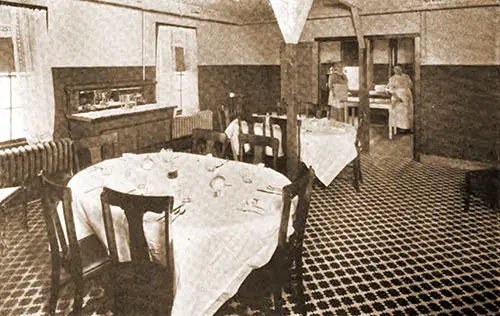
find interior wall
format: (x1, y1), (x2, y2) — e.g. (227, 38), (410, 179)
(418, 7), (499, 163)
(299, 5), (498, 163)
(301, 12), (420, 41)
(6, 0), (499, 162)
(49, 0), (143, 67)
(422, 6), (499, 65)
(41, 0), (282, 137)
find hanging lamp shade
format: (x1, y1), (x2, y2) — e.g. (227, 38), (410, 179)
(269, 0), (313, 44)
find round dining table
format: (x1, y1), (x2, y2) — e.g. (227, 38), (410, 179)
(59, 152), (293, 316)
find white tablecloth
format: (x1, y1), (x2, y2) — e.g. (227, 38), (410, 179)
(225, 117), (357, 186)
(60, 152), (293, 316)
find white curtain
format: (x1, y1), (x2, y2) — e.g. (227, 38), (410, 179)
(156, 25), (199, 115)
(11, 7), (54, 143)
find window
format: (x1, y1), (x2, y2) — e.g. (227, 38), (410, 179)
(0, 37), (23, 142)
(156, 25), (199, 116)
(0, 5), (53, 144)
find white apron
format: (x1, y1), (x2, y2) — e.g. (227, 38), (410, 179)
(391, 88), (413, 130)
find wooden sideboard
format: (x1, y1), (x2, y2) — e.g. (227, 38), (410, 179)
(67, 104), (176, 155)
(65, 80), (176, 162)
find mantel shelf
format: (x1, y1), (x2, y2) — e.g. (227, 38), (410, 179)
(65, 80), (156, 93)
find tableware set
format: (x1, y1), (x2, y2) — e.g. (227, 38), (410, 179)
(210, 174), (226, 197)
(156, 204), (187, 222)
(257, 184), (282, 195)
(237, 197), (265, 215)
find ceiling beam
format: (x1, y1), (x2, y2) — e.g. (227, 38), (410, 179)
(350, 6), (365, 49)
(337, 0), (358, 9)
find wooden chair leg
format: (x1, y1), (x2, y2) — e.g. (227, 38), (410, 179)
(358, 162), (363, 183)
(72, 274), (84, 315)
(294, 255), (306, 316)
(48, 257), (62, 315)
(357, 155), (363, 183)
(353, 159), (360, 192)
(271, 287), (283, 315)
(270, 255), (286, 314)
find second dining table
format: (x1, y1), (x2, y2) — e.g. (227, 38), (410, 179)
(59, 151), (295, 316)
(225, 116), (358, 186)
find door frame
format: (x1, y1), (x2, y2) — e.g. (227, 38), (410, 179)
(315, 34), (421, 160)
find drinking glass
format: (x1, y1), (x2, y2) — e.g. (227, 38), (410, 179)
(161, 148), (174, 163)
(242, 167), (253, 184)
(181, 186), (192, 204)
(205, 155), (216, 172)
(141, 155), (154, 171)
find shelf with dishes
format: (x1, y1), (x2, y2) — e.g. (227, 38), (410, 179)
(65, 80), (156, 114)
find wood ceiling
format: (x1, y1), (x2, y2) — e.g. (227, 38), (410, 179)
(94, 0), (355, 24)
(91, 0), (465, 25)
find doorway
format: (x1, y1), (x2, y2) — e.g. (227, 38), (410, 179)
(317, 35), (420, 159)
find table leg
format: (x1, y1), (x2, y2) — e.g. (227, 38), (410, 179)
(344, 105), (348, 124)
(388, 108), (393, 140)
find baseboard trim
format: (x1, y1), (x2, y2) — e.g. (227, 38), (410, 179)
(420, 154), (495, 171)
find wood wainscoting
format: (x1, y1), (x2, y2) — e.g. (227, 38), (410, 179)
(418, 65), (499, 164)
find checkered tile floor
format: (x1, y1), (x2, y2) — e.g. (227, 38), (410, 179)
(0, 154), (498, 315)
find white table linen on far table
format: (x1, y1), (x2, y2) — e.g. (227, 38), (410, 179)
(225, 117), (357, 186)
(59, 152), (293, 316)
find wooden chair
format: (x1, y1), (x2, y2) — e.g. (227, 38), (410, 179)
(237, 113), (268, 136)
(1, 138), (75, 255)
(74, 132), (120, 172)
(300, 102), (317, 118)
(238, 133), (279, 170)
(191, 128), (228, 158)
(269, 117), (302, 175)
(216, 105), (232, 132)
(39, 171), (110, 315)
(100, 187), (176, 316)
(271, 163), (315, 314)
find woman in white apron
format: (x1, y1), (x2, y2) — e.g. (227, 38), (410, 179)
(387, 65), (413, 132)
(327, 63), (349, 122)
